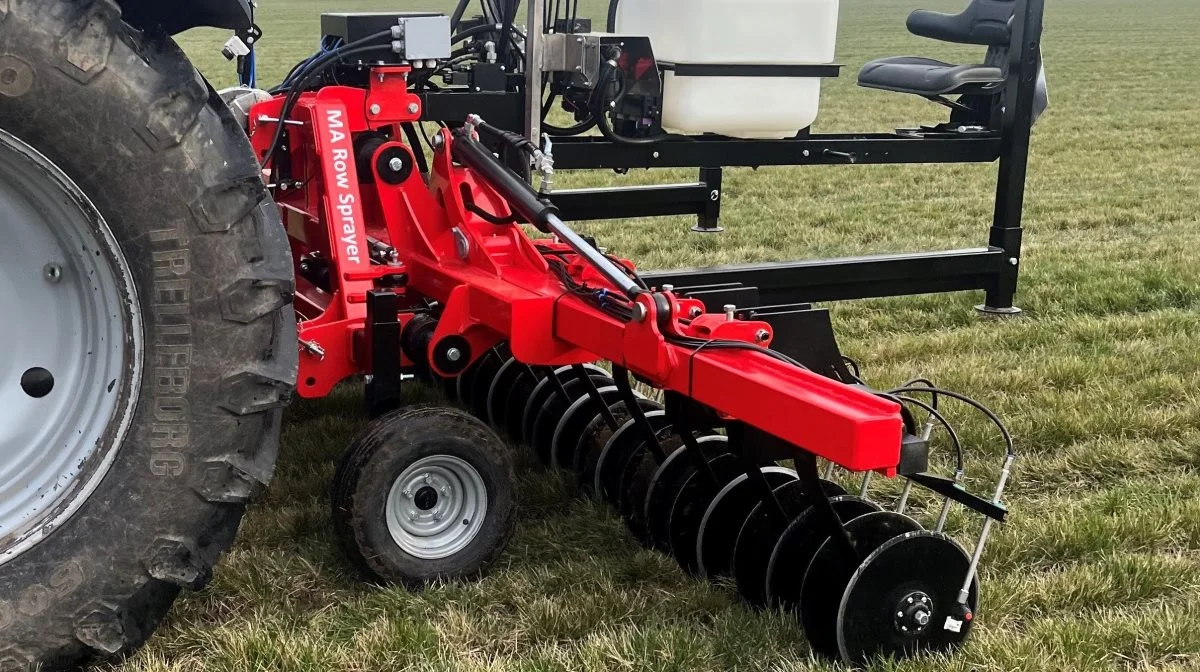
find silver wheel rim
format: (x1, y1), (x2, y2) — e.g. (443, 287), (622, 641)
(385, 455), (488, 560)
(0, 129), (141, 565)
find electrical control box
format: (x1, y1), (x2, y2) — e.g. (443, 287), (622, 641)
(320, 12), (452, 63)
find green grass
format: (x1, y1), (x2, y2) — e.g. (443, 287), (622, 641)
(114, 1), (1200, 670)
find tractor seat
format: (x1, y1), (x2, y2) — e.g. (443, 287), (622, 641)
(858, 56), (1004, 97)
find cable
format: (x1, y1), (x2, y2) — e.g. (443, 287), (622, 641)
(893, 395), (965, 474)
(262, 36), (393, 168)
(886, 386), (1016, 458)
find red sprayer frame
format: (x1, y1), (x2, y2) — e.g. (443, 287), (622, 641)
(249, 66), (905, 474)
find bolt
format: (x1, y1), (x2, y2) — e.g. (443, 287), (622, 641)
(897, 611), (905, 618)
(423, 473), (432, 484)
(1009, 257), (1020, 266)
(446, 347), (463, 362)
(403, 489), (413, 499)
(440, 486), (449, 495)
(369, 103), (382, 115)
(652, 151), (661, 159)
(724, 304), (736, 321)
(907, 597), (914, 604)
(407, 102), (420, 114)
(433, 511), (443, 521)
(43, 263), (62, 283)
(408, 510), (418, 521)
(802, 149), (811, 157)
(689, 306), (703, 318)
(662, 284), (674, 293)
(755, 329), (770, 342)
(389, 157), (405, 172)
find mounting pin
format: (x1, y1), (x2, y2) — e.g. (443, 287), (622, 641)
(446, 348), (463, 363)
(724, 304), (736, 321)
(407, 102), (420, 115)
(755, 329), (770, 342)
(389, 157), (405, 172)
(369, 103), (382, 115)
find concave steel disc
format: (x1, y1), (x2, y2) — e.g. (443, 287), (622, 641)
(732, 478), (847, 607)
(468, 345), (510, 420)
(667, 453), (743, 575)
(521, 364), (608, 451)
(837, 532), (979, 664)
(695, 466), (798, 580)
(617, 431), (682, 546)
(486, 357), (526, 430)
(644, 436), (733, 552)
(455, 347), (495, 408)
(594, 410), (670, 505)
(501, 365), (543, 440)
(764, 496), (881, 610)
(551, 386), (624, 471)
(574, 399), (662, 494)
(531, 375), (614, 464)
(798, 511), (925, 658)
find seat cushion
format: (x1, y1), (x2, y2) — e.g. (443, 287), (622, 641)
(857, 56), (1004, 97)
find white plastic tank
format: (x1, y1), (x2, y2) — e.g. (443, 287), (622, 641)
(615, 0), (840, 139)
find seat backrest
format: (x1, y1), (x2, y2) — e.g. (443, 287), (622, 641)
(906, 0), (1016, 47)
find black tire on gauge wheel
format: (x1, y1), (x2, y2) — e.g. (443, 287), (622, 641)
(332, 405), (516, 587)
(0, 2), (297, 669)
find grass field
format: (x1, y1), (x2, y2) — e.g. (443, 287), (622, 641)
(114, 1), (1200, 670)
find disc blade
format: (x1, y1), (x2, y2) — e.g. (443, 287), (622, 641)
(667, 454), (743, 575)
(486, 357), (525, 430)
(838, 532), (979, 664)
(731, 479), (813, 607)
(575, 399), (662, 495)
(696, 467), (797, 579)
(468, 345), (509, 420)
(617, 430), (681, 545)
(644, 436), (731, 552)
(520, 365), (606, 450)
(531, 375), (614, 465)
(595, 411), (669, 505)
(765, 496), (880, 610)
(799, 511), (925, 659)
(551, 386), (623, 471)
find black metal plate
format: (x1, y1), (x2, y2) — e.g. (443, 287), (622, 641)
(838, 532), (979, 664)
(551, 386), (623, 471)
(799, 512), (925, 659)
(764, 496), (881, 610)
(667, 454), (743, 575)
(644, 435), (731, 552)
(732, 478), (847, 607)
(696, 467), (797, 579)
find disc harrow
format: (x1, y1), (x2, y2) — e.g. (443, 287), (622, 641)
(249, 74), (1016, 662)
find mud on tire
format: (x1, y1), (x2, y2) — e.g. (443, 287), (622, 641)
(0, 1), (296, 669)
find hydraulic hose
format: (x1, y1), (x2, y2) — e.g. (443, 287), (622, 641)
(450, 129), (641, 298)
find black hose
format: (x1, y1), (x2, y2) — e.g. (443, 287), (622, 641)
(450, 0), (472, 30)
(401, 123), (431, 176)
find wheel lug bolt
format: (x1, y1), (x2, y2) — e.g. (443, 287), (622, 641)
(408, 510), (418, 521)
(403, 489), (413, 498)
(907, 597), (914, 604)
(423, 473), (431, 483)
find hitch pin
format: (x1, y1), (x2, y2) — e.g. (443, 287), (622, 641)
(300, 339), (326, 360)
(958, 453), (1015, 605)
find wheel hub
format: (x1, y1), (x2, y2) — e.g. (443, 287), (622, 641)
(385, 456), (488, 560)
(894, 591), (934, 635)
(0, 128), (141, 566)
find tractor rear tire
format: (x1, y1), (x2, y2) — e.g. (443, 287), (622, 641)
(0, 2), (296, 670)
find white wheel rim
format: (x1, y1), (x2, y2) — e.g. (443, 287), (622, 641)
(385, 455), (488, 560)
(0, 128), (142, 565)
